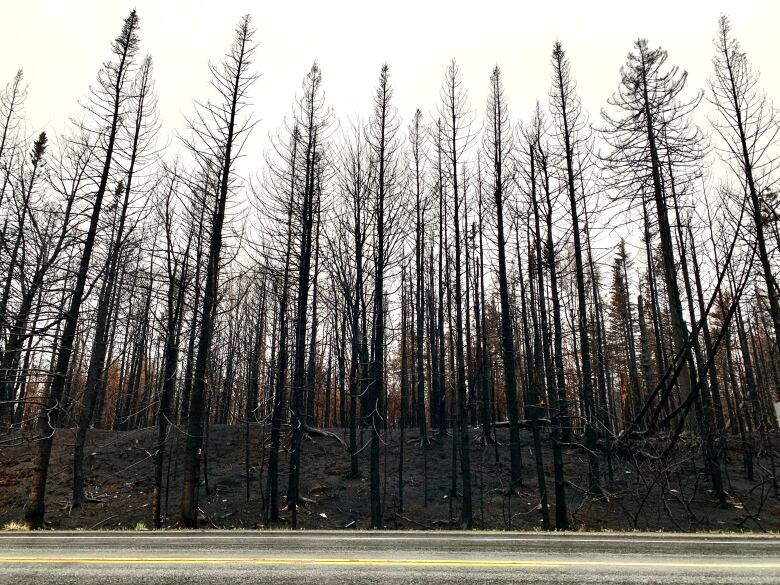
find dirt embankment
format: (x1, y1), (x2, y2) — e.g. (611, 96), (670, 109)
(1, 424), (777, 532)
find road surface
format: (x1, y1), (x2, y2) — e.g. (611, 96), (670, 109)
(0, 530), (778, 584)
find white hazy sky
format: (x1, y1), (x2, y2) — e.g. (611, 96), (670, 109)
(1, 0), (779, 167)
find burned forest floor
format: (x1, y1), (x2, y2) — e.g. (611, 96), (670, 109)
(1, 424), (778, 532)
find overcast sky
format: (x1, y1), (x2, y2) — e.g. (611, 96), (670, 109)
(2, 0), (779, 171)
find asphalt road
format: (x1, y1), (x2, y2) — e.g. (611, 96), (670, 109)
(0, 530), (778, 584)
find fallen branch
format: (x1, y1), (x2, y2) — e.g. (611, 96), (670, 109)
(302, 425), (346, 447)
(89, 514), (118, 530)
(394, 513), (433, 530)
(493, 419), (551, 429)
(197, 507), (219, 529)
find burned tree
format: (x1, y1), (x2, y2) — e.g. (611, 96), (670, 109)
(366, 64), (400, 528)
(550, 42), (601, 494)
(25, 10), (141, 529)
(179, 15), (258, 528)
(484, 66), (523, 492)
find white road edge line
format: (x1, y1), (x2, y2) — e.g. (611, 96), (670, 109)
(0, 535), (775, 545)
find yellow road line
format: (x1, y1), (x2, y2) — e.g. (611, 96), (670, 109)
(0, 557), (778, 569)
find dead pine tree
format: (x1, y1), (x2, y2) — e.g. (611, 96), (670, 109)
(710, 15), (780, 406)
(600, 38), (726, 506)
(410, 109), (429, 448)
(72, 53), (159, 508)
(262, 123), (299, 525)
(439, 60), (474, 528)
(24, 11), (141, 529)
(335, 121), (372, 480)
(532, 115), (570, 529)
(366, 64), (400, 528)
(0, 69), (27, 251)
(151, 167), (192, 528)
(433, 119), (447, 436)
(286, 62), (330, 528)
(521, 108), (552, 530)
(549, 42), (602, 495)
(0, 131), (68, 427)
(398, 262), (409, 512)
(484, 66), (523, 493)
(179, 15), (258, 528)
